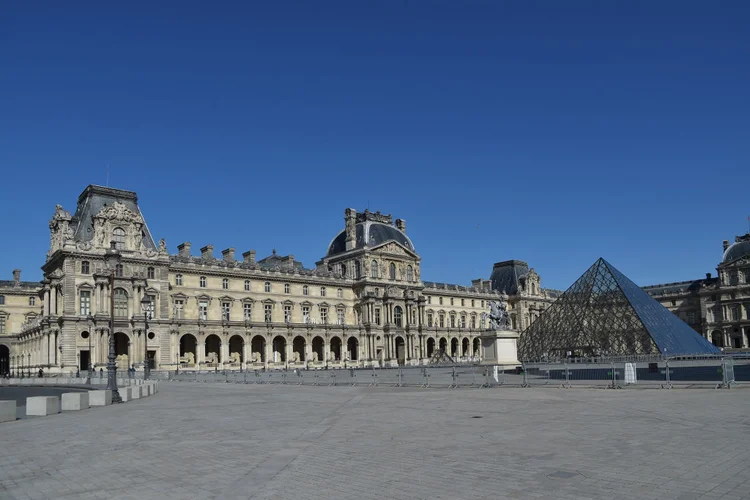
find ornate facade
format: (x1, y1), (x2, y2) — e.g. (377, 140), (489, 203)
(0, 185), (556, 374)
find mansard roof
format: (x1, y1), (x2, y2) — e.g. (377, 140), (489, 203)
(70, 185), (156, 250)
(489, 260), (529, 295)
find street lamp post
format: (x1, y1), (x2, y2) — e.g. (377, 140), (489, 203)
(104, 241), (122, 403)
(86, 316), (93, 384)
(27, 353), (31, 378)
(140, 295), (152, 381)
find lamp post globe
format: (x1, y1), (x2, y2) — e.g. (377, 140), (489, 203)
(140, 295), (152, 380)
(105, 241), (122, 403)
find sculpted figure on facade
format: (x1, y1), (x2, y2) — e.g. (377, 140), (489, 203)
(485, 299), (511, 330)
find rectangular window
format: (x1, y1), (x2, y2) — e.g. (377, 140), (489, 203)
(337, 309), (345, 325)
(374, 308), (381, 326)
(461, 316), (466, 328)
(337, 288), (343, 298)
(199, 301), (208, 321)
(146, 294), (155, 319)
(81, 261), (90, 274)
(174, 300), (184, 319)
(244, 280), (250, 291)
(471, 316), (476, 329)
(320, 307), (328, 324)
(222, 278), (229, 290)
(29, 296), (36, 306)
(175, 274), (183, 286)
(450, 298), (454, 306)
(439, 315), (445, 328)
(320, 287), (326, 297)
(243, 303), (252, 320)
(222, 302), (231, 321)
(481, 300), (485, 308)
(284, 305), (292, 323)
(732, 306), (740, 321)
(450, 315), (456, 328)
(147, 267), (155, 279)
(471, 299), (475, 307)
(439, 297), (443, 305)
(427, 313), (433, 327)
(302, 306), (310, 323)
(0, 316), (5, 334)
(427, 296), (431, 304)
(264, 304), (272, 322)
(80, 291), (91, 316)
(461, 299), (465, 306)
(284, 284), (290, 294)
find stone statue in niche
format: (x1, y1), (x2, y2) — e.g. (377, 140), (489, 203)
(229, 352), (241, 364)
(158, 238), (167, 253)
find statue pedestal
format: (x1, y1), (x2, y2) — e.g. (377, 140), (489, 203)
(480, 330), (520, 366)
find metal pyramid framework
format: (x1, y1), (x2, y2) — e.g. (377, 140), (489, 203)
(518, 258), (720, 361)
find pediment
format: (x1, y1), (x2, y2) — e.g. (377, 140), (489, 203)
(172, 292), (189, 300)
(370, 241), (418, 259)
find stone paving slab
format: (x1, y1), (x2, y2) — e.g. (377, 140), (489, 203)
(1, 384), (749, 499)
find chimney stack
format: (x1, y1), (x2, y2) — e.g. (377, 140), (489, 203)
(706, 272), (712, 280)
(723, 240), (730, 251)
(345, 208), (357, 251)
(177, 242), (192, 257)
(12, 269), (21, 286)
(395, 218), (406, 233)
(200, 245), (214, 260)
(222, 247), (236, 262)
(242, 249), (256, 264)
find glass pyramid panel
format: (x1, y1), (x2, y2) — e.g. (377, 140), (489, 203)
(518, 258), (719, 360)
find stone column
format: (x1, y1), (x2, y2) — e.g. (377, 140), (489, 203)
(265, 335), (272, 367)
(43, 287), (50, 316)
(242, 337), (249, 368)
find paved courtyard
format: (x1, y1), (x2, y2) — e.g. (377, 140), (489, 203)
(1, 384), (749, 500)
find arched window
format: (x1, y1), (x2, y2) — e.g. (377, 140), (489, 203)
(199, 276), (206, 288)
(115, 264), (123, 277)
(284, 283), (290, 294)
(320, 287), (326, 297)
(341, 263), (347, 278)
(355, 261), (361, 279)
(303, 285), (309, 296)
(112, 227), (126, 250)
(175, 274), (183, 286)
(394, 306), (403, 327)
(113, 289), (128, 317)
(222, 278), (229, 289)
(407, 265), (413, 281)
(371, 260), (379, 278)
(389, 263), (396, 280)
(244, 280), (250, 291)
(337, 288), (343, 298)
(264, 282), (271, 293)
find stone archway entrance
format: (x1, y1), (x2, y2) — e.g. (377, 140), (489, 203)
(272, 336), (286, 363)
(450, 338), (459, 357)
(473, 337), (481, 358)
(205, 334), (221, 365)
(114, 332), (130, 369)
(228, 335), (243, 365)
(711, 330), (724, 347)
(347, 337), (358, 361)
(462, 338), (470, 357)
(330, 337), (342, 362)
(426, 338), (435, 358)
(180, 334), (197, 366)
(292, 336), (306, 362)
(312, 336), (324, 363)
(250, 336), (266, 363)
(395, 336), (405, 365)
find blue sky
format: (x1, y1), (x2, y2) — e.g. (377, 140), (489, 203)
(1, 1), (748, 290)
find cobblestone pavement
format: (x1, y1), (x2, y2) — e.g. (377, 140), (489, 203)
(1, 384), (749, 500)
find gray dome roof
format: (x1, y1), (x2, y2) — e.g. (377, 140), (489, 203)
(327, 221), (414, 257)
(723, 240), (750, 263)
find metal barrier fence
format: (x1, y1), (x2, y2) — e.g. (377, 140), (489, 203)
(142, 356), (748, 389)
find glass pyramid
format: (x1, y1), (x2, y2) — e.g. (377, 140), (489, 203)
(518, 258), (720, 360)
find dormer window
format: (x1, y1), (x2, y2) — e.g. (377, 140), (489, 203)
(389, 263), (396, 280)
(112, 227), (126, 250)
(371, 260), (379, 278)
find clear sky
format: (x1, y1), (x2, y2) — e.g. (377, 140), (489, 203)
(1, 1), (748, 290)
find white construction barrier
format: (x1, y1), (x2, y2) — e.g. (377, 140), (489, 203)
(61, 392), (90, 411)
(89, 390), (112, 406)
(131, 386), (141, 399)
(0, 401), (16, 422)
(119, 387), (132, 402)
(26, 396), (59, 416)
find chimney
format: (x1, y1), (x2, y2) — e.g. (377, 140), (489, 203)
(177, 242), (192, 257)
(200, 245), (214, 260)
(705, 272), (712, 280)
(222, 247), (236, 262)
(345, 208), (357, 251)
(395, 219), (406, 233)
(13, 269), (21, 286)
(723, 240), (730, 251)
(242, 249), (256, 264)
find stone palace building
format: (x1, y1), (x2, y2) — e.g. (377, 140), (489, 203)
(0, 185), (558, 374)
